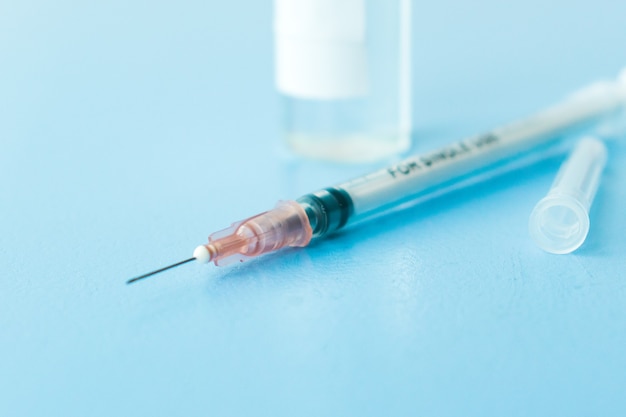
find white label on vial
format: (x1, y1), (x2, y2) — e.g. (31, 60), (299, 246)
(274, 0), (369, 99)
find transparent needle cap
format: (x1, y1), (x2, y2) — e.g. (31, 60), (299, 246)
(529, 137), (608, 254)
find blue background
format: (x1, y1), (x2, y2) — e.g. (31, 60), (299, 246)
(1, 1), (625, 416)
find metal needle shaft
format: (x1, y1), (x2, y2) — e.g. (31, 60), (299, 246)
(127, 257), (196, 285)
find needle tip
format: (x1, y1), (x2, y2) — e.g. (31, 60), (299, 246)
(127, 257), (196, 285)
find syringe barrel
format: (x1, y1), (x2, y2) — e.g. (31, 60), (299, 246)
(337, 75), (625, 223)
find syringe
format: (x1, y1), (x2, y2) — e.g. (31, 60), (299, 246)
(127, 70), (626, 284)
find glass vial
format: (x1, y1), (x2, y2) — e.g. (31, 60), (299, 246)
(274, 0), (412, 163)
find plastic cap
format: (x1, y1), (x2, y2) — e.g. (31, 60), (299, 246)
(274, 0), (368, 98)
(529, 137), (608, 254)
(193, 245), (211, 263)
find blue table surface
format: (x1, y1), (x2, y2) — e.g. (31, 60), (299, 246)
(2, 1), (626, 416)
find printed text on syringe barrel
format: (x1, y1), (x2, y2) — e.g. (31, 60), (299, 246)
(340, 132), (510, 218)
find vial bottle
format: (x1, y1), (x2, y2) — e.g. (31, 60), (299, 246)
(274, 0), (412, 163)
